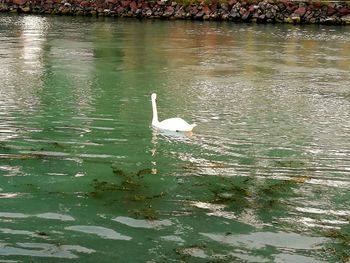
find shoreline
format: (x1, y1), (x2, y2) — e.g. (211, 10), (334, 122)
(1, 0), (350, 25)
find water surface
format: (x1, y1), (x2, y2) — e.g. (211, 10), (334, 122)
(1, 14), (350, 262)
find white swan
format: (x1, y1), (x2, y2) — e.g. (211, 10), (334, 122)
(151, 93), (196, 132)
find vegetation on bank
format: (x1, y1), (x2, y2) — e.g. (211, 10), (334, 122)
(0, 0), (350, 24)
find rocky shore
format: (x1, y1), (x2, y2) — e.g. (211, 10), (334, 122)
(1, 0), (350, 24)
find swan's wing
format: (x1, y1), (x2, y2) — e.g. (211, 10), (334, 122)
(158, 118), (195, 132)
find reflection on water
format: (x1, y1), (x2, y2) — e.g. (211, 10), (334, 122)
(0, 14), (350, 262)
(0, 242), (95, 259)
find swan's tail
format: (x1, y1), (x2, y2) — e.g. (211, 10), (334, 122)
(189, 123), (197, 131)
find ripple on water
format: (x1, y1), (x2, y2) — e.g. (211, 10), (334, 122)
(112, 216), (172, 229)
(65, 225), (132, 241)
(0, 243), (95, 259)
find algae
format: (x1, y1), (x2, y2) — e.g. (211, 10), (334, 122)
(87, 166), (156, 199)
(128, 192), (165, 202)
(130, 207), (159, 220)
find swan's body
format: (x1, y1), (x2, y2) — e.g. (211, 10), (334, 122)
(151, 93), (196, 132)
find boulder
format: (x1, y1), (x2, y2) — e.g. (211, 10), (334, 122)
(294, 6), (306, 16)
(195, 10), (204, 18)
(164, 5), (174, 16)
(339, 6), (349, 15)
(202, 4), (210, 15)
(116, 6), (124, 14)
(341, 14), (350, 24)
(189, 6), (198, 16)
(129, 1), (137, 11)
(21, 6), (30, 12)
(241, 10), (250, 20)
(121, 0), (129, 8)
(13, 0), (26, 5)
(143, 8), (152, 16)
(228, 0), (237, 6)
(327, 6), (336, 16)
(220, 2), (229, 11)
(80, 1), (90, 7)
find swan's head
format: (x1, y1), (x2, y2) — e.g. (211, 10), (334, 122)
(151, 93), (157, 101)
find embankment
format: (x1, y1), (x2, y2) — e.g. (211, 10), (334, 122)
(1, 0), (350, 24)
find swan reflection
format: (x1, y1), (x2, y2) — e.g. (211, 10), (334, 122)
(150, 129), (194, 174)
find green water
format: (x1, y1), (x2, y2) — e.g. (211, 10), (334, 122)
(1, 14), (350, 262)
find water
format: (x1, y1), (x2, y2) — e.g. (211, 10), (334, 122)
(1, 14), (350, 262)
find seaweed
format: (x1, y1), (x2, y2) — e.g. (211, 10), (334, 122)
(86, 179), (119, 198)
(323, 229), (350, 244)
(136, 168), (154, 177)
(130, 207), (159, 220)
(209, 177), (252, 204)
(91, 179), (118, 191)
(112, 166), (128, 177)
(259, 179), (298, 196)
(128, 192), (165, 202)
(87, 166), (155, 199)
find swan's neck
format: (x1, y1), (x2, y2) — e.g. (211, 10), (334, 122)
(151, 99), (159, 126)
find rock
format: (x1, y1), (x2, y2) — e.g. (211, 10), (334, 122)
(341, 14), (350, 24)
(157, 0), (166, 6)
(258, 14), (266, 21)
(146, 9), (152, 16)
(230, 10), (239, 18)
(327, 6), (336, 16)
(241, 10), (250, 20)
(277, 2), (286, 11)
(61, 7), (70, 14)
(291, 15), (301, 23)
(266, 10), (273, 19)
(135, 8), (142, 17)
(129, 1), (137, 11)
(221, 12), (230, 20)
(121, 0), (130, 8)
(189, 6), (198, 16)
(202, 5), (210, 15)
(210, 12), (218, 19)
(294, 6), (306, 16)
(116, 6), (124, 14)
(239, 7), (246, 16)
(164, 5), (174, 16)
(339, 6), (349, 15)
(232, 2), (240, 11)
(220, 2), (229, 11)
(80, 1), (90, 7)
(228, 0), (237, 6)
(174, 6), (185, 18)
(195, 11), (204, 18)
(325, 16), (336, 24)
(248, 5), (256, 12)
(284, 17), (293, 23)
(309, 17), (317, 23)
(13, 0), (26, 5)
(209, 3), (217, 12)
(21, 6), (30, 12)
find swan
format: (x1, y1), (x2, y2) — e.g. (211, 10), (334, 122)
(151, 93), (196, 132)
